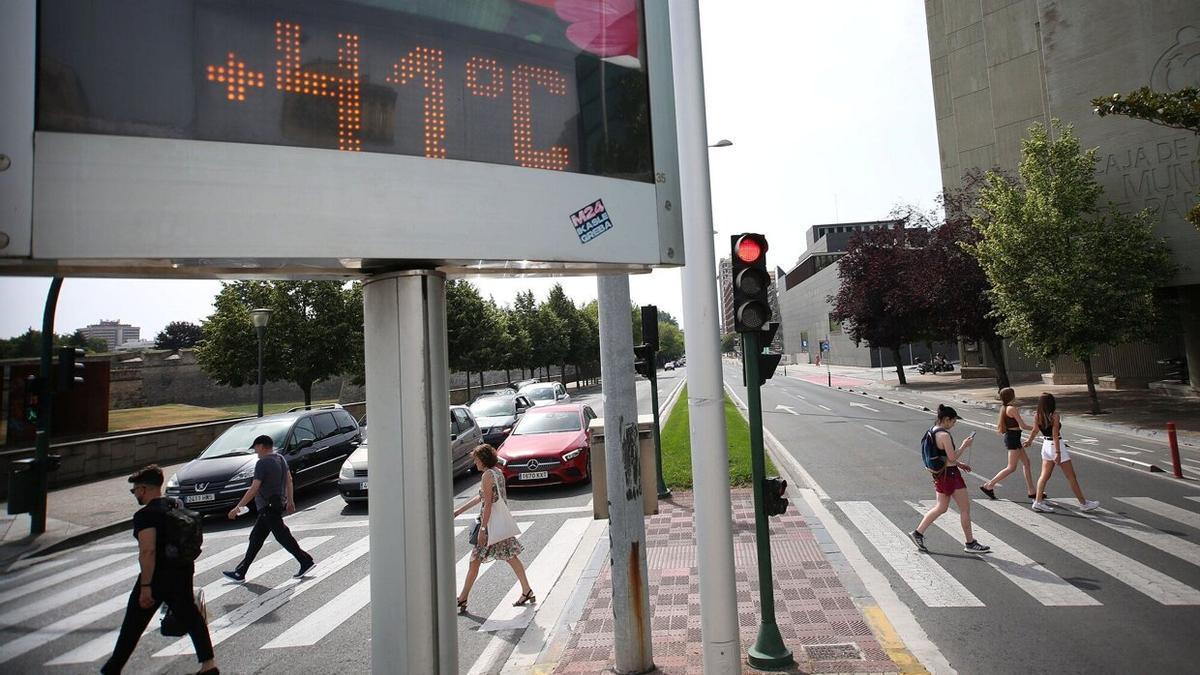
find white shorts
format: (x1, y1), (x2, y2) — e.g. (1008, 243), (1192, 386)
(1041, 438), (1071, 463)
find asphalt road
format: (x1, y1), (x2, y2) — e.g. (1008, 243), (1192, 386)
(724, 362), (1200, 675)
(0, 371), (682, 674)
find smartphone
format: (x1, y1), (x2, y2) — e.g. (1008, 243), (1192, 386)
(967, 431), (977, 441)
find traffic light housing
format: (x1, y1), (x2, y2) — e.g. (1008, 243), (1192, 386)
(731, 233), (772, 333)
(634, 343), (655, 379)
(763, 476), (788, 516)
(56, 347), (85, 391)
(640, 305), (659, 351)
(23, 375), (42, 424)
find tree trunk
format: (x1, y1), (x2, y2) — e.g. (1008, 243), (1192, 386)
(891, 347), (907, 385)
(984, 335), (1011, 389)
(300, 381), (313, 407)
(505, 369), (511, 385)
(561, 362), (568, 386)
(1081, 356), (1102, 414)
(464, 375), (472, 402)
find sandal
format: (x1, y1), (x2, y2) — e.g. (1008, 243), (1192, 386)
(456, 597), (468, 613)
(979, 486), (996, 500)
(513, 590), (536, 607)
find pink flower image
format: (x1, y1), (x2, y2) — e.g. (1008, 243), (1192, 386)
(520, 0), (640, 58)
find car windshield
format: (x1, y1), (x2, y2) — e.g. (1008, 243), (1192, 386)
(514, 411), (581, 435)
(198, 419), (291, 459)
(524, 387), (555, 401)
(471, 397), (515, 417)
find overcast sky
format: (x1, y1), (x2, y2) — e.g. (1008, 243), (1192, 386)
(0, 1), (941, 340)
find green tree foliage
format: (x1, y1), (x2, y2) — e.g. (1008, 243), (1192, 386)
(658, 321), (685, 361)
(970, 121), (1176, 413)
(446, 280), (496, 397)
(195, 281), (357, 406)
(154, 321), (205, 350)
(0, 329), (106, 359)
(720, 333), (738, 354)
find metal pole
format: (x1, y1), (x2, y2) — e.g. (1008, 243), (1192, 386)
(256, 325), (265, 418)
(1168, 422), (1182, 479)
(743, 330), (794, 669)
(364, 270), (456, 674)
(31, 277), (63, 536)
(597, 273), (654, 674)
(649, 369), (669, 498)
(668, 0), (741, 669)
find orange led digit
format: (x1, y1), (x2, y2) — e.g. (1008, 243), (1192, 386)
(511, 64), (569, 171)
(465, 56), (504, 99)
(386, 46), (447, 159)
(273, 21), (363, 151)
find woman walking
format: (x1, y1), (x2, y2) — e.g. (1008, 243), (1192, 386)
(980, 388), (1038, 500)
(1026, 394), (1099, 513)
(911, 405), (991, 554)
(454, 444), (535, 612)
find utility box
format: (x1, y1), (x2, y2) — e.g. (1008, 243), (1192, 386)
(589, 414), (658, 519)
(6, 458), (36, 515)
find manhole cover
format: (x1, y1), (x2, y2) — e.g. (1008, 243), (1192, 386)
(804, 643), (863, 660)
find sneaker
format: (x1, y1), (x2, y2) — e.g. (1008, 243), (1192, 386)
(979, 485), (997, 500)
(222, 570), (245, 582)
(294, 558), (316, 578)
(1032, 501), (1055, 513)
(1079, 500), (1100, 512)
(964, 540), (991, 553)
(909, 530), (928, 553)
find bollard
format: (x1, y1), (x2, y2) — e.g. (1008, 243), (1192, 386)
(1168, 422), (1182, 479)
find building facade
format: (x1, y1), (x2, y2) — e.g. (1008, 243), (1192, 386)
(717, 256), (734, 337)
(81, 320), (141, 351)
(925, 0), (1200, 389)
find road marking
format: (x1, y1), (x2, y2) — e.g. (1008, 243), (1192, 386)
(977, 500), (1200, 605)
(850, 402), (881, 413)
(817, 404), (832, 412)
(454, 505), (591, 522)
(0, 553), (152, 629)
(38, 536), (333, 666)
(775, 404), (798, 415)
(456, 522), (533, 588)
(838, 501), (983, 607)
(1188, 497), (1200, 505)
(1180, 457), (1200, 468)
(788, 392), (806, 400)
(0, 553), (128, 607)
(0, 557), (77, 592)
(1109, 448), (1141, 455)
(262, 575), (371, 649)
(477, 517), (593, 633)
(202, 519), (370, 539)
(1116, 498), (1200, 532)
(1075, 507), (1200, 568)
(1121, 444), (1153, 452)
(908, 501), (1099, 607)
(864, 424), (888, 436)
(155, 534), (371, 656)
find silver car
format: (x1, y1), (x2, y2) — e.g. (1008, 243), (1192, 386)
(518, 382), (570, 407)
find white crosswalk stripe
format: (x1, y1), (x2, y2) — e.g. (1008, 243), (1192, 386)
(44, 536), (335, 667)
(977, 500), (1200, 605)
(0, 553), (128, 607)
(1116, 497), (1200, 531)
(0, 554), (156, 630)
(839, 501), (984, 607)
(1074, 506), (1200, 568)
(908, 501), (1099, 606)
(0, 557), (78, 592)
(262, 575), (371, 649)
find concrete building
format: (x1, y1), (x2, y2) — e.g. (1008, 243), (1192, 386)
(81, 320), (141, 351)
(925, 0), (1200, 390)
(778, 220), (957, 367)
(717, 256), (734, 337)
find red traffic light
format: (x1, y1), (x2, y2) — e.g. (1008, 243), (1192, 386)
(735, 236), (763, 264)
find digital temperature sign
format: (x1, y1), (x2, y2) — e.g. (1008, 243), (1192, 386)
(36, 0), (654, 181)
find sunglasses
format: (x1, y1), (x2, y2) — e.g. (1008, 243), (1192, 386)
(129, 486), (144, 495)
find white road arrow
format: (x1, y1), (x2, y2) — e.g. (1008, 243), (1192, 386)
(775, 405), (798, 415)
(850, 402), (880, 413)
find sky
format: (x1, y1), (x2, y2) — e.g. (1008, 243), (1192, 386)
(0, 1), (942, 340)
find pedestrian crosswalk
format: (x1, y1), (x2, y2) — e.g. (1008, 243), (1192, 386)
(0, 512), (607, 671)
(840, 496), (1200, 609)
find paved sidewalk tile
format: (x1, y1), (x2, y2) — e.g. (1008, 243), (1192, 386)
(555, 490), (900, 674)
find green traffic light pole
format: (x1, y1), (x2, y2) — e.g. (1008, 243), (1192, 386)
(31, 277), (64, 535)
(648, 364), (670, 498)
(742, 328), (794, 670)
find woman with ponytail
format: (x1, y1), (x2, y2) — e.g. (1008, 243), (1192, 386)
(1025, 393), (1099, 513)
(980, 388), (1037, 500)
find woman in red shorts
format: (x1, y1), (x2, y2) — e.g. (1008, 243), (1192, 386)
(910, 405), (991, 554)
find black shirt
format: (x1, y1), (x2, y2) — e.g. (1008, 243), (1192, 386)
(132, 497), (184, 579)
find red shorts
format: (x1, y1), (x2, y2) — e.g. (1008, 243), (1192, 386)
(932, 466), (966, 494)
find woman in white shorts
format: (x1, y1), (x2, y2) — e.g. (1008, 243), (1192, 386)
(1024, 393), (1099, 513)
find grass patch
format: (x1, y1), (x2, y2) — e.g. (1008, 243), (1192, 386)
(108, 399), (339, 432)
(659, 386), (777, 489)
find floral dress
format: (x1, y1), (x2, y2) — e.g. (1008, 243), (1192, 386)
(471, 467), (524, 563)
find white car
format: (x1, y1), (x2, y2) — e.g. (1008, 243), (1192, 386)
(518, 382), (571, 407)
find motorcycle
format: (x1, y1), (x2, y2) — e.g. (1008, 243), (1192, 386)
(1158, 357), (1190, 384)
(916, 356), (953, 374)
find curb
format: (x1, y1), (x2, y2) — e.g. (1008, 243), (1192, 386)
(1, 516), (131, 571)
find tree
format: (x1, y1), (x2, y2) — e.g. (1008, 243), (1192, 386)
(154, 321), (205, 350)
(720, 333), (738, 354)
(544, 284), (582, 385)
(830, 224), (930, 384)
(494, 305), (531, 384)
(0, 328), (106, 359)
(1091, 87), (1200, 229)
(195, 281), (357, 406)
(970, 121), (1176, 413)
(512, 290), (540, 378)
(446, 280), (493, 398)
(61, 329), (109, 354)
(658, 321), (685, 361)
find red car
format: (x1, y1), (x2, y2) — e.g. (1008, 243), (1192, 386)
(498, 404), (597, 487)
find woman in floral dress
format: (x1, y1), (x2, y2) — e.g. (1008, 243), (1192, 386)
(453, 444), (534, 612)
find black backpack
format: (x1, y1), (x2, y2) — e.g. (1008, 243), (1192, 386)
(920, 427), (948, 475)
(160, 498), (203, 566)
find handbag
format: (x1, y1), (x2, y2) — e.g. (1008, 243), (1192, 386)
(487, 495), (521, 543)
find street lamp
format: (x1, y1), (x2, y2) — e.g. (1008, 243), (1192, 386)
(708, 139), (733, 148)
(250, 308), (272, 417)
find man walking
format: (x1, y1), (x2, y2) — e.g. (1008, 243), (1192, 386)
(104, 465), (218, 675)
(223, 434), (315, 581)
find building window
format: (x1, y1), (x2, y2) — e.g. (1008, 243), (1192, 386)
(828, 315), (841, 333)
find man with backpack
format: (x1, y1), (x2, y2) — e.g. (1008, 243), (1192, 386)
(103, 465), (217, 675)
(223, 434), (314, 581)
(911, 405), (991, 555)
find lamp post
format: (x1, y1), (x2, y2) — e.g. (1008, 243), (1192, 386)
(708, 139), (733, 148)
(250, 308), (272, 417)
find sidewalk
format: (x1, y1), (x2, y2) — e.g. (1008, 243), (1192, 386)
(781, 361), (1200, 448)
(0, 461), (187, 570)
(553, 490), (907, 674)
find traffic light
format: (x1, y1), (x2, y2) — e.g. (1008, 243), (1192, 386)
(640, 305), (659, 351)
(23, 375), (42, 424)
(56, 347), (85, 391)
(731, 233), (772, 333)
(763, 476), (788, 516)
(756, 323), (783, 385)
(634, 343), (655, 379)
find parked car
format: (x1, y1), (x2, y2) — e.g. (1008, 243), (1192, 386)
(337, 405), (483, 504)
(470, 394), (534, 447)
(471, 387), (517, 404)
(514, 378), (540, 390)
(166, 405), (361, 514)
(497, 404), (597, 487)
(664, 361), (675, 371)
(518, 381), (570, 407)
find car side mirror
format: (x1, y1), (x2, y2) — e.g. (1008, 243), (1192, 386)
(450, 433), (458, 441)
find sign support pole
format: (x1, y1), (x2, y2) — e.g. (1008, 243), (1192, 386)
(597, 273), (654, 674)
(364, 270), (457, 674)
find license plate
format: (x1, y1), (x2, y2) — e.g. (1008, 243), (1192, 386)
(519, 471), (548, 480)
(185, 494), (215, 503)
